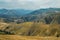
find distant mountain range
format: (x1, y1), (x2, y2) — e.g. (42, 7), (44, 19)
(0, 8), (60, 23)
(22, 8), (60, 22)
(0, 9), (32, 18)
(27, 8), (60, 15)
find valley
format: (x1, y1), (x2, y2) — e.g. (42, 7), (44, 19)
(0, 8), (60, 40)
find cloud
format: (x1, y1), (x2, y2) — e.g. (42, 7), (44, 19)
(0, 0), (60, 10)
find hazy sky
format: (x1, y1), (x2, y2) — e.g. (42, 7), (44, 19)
(0, 0), (60, 10)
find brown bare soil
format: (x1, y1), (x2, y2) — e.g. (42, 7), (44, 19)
(0, 35), (60, 40)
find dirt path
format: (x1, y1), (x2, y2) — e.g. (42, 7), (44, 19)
(0, 35), (60, 40)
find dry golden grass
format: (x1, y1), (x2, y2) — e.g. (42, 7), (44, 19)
(0, 35), (60, 40)
(0, 22), (60, 36)
(0, 22), (9, 30)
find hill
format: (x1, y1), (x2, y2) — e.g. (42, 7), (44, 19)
(0, 21), (60, 37)
(22, 8), (60, 22)
(0, 8), (60, 37)
(0, 9), (32, 23)
(0, 8), (60, 23)
(0, 9), (32, 18)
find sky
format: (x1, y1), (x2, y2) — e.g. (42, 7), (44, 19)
(0, 0), (60, 10)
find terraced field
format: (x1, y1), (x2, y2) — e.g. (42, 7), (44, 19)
(0, 35), (60, 40)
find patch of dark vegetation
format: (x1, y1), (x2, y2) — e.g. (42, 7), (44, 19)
(0, 30), (15, 35)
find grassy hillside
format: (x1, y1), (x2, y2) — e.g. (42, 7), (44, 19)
(0, 22), (60, 37)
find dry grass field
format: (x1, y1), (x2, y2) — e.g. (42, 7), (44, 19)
(0, 22), (60, 40)
(0, 35), (60, 40)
